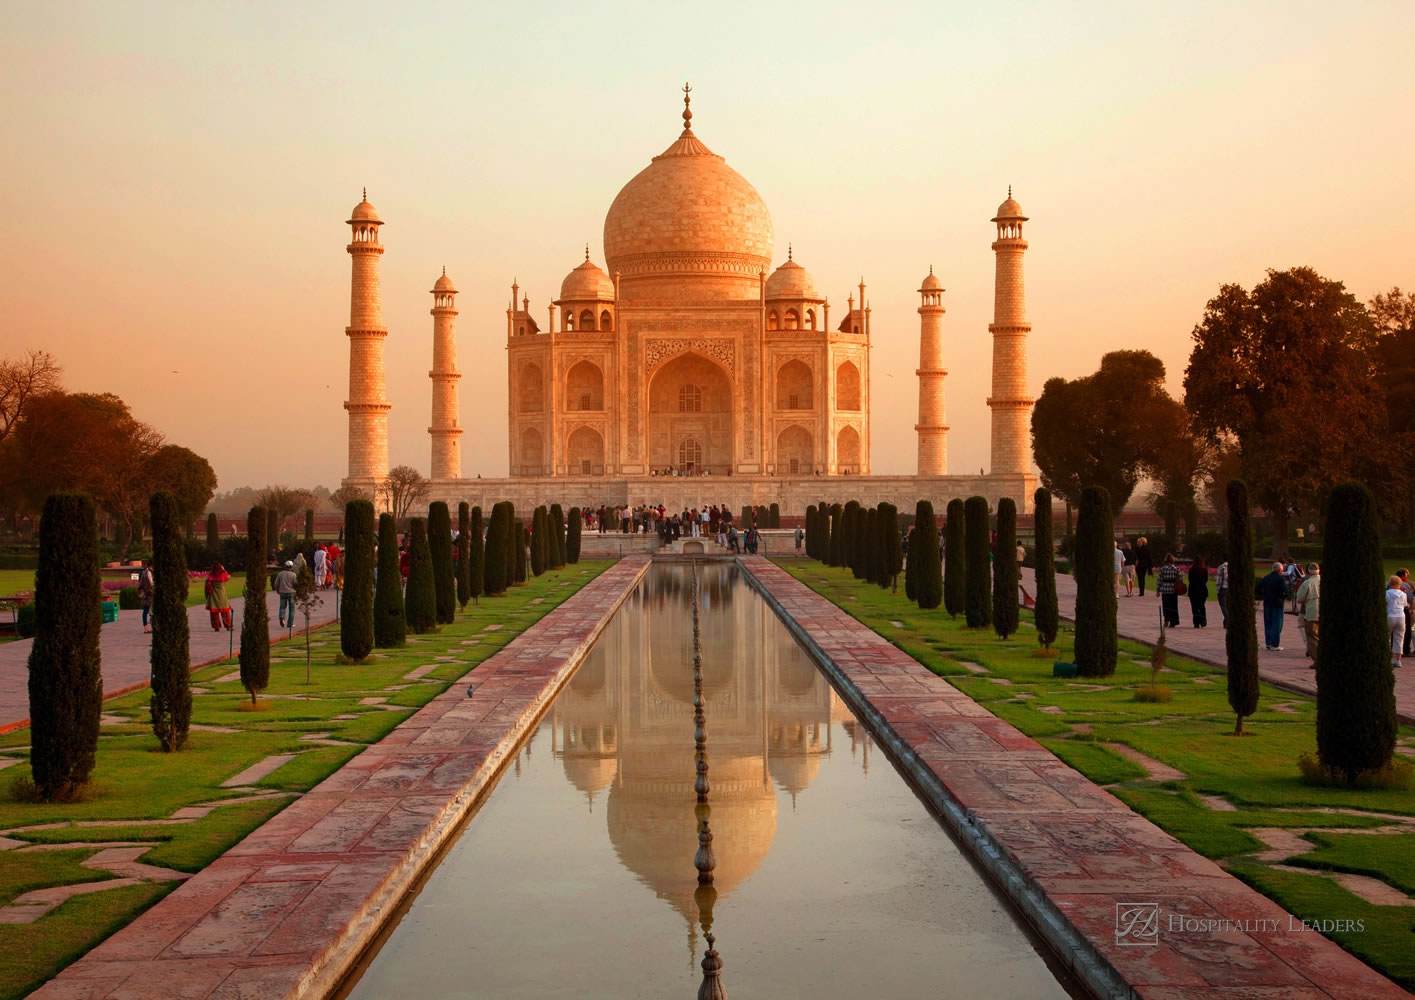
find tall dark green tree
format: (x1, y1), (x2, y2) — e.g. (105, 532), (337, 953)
(239, 506), (270, 703)
(374, 513), (406, 648)
(880, 502), (902, 590)
(504, 503), (518, 586)
(483, 502), (509, 595)
(803, 505), (816, 559)
(404, 517), (437, 633)
(27, 492), (103, 800)
(514, 519), (528, 584)
(913, 500), (943, 610)
(820, 503), (832, 564)
(149, 491), (191, 751)
(266, 507), (279, 559)
(1224, 480), (1259, 734)
(769, 503), (780, 529)
(993, 498), (1020, 639)
(904, 526), (918, 601)
(206, 512), (219, 551)
(340, 500), (375, 660)
(964, 497), (992, 628)
(853, 506), (871, 580)
(1317, 482), (1397, 780)
(468, 505), (486, 601)
(304, 509), (315, 548)
(828, 503), (844, 566)
(530, 506), (548, 576)
(550, 504), (567, 568)
(944, 498), (965, 619)
(428, 502), (456, 625)
(1073, 486), (1117, 677)
(456, 502), (471, 609)
(1033, 488), (1059, 649)
(566, 506), (582, 563)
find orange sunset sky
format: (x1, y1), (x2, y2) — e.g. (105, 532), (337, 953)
(4, 1), (1412, 495)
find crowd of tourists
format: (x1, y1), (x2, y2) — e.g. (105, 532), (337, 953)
(583, 503), (766, 553)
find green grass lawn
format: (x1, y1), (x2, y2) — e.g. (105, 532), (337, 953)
(775, 559), (1415, 990)
(0, 560), (611, 1000)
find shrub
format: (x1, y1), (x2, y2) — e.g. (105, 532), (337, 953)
(912, 500), (943, 610)
(117, 585), (142, 610)
(943, 498), (964, 618)
(1299, 752), (1410, 790)
(428, 501), (456, 625)
(880, 502), (902, 589)
(483, 502), (509, 595)
(530, 506), (548, 576)
(567, 507), (582, 563)
(1073, 486), (1117, 677)
(549, 504), (566, 568)
(1185, 531), (1228, 567)
(239, 506), (270, 703)
(514, 519), (528, 584)
(404, 518), (438, 633)
(27, 492), (103, 801)
(206, 512), (219, 551)
(1225, 481), (1260, 734)
(769, 502), (780, 529)
(1033, 488), (1059, 649)
(1317, 482), (1397, 782)
(374, 513), (406, 648)
(148, 492), (191, 751)
(964, 496), (992, 628)
(340, 500), (375, 660)
(993, 497), (1019, 639)
(17, 601), (37, 638)
(457, 502), (471, 609)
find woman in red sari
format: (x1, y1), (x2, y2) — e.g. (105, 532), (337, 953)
(205, 562), (232, 631)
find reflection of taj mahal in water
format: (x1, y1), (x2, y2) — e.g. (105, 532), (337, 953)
(341, 88), (1037, 512)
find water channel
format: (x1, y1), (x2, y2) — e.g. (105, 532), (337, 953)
(342, 563), (1080, 998)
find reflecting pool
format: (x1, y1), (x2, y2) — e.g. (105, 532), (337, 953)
(342, 563), (1078, 999)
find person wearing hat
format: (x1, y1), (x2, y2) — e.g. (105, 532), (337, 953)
(274, 560), (298, 628)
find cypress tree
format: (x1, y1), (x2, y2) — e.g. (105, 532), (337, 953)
(993, 497), (1020, 640)
(567, 506), (582, 563)
(340, 500), (375, 660)
(1074, 486), (1117, 677)
(206, 512), (219, 551)
(27, 492), (103, 801)
(860, 507), (877, 581)
(769, 502), (780, 529)
(483, 502), (508, 595)
(803, 505), (815, 559)
(504, 503), (518, 585)
(913, 500), (943, 609)
(841, 501), (859, 571)
(240, 505), (271, 703)
(905, 525), (918, 600)
(456, 502), (471, 609)
(304, 509), (314, 547)
(149, 491), (191, 751)
(404, 517), (437, 633)
(374, 512), (406, 648)
(963, 496), (993, 628)
(1317, 482), (1396, 779)
(468, 505), (486, 601)
(428, 501), (456, 624)
(550, 504), (567, 568)
(514, 519), (528, 583)
(881, 502), (902, 590)
(944, 498), (966, 619)
(266, 507), (279, 559)
(821, 503), (833, 564)
(828, 503), (843, 566)
(531, 506), (548, 576)
(1033, 488), (1059, 649)
(1224, 481), (1259, 735)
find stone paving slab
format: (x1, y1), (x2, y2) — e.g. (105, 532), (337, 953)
(28, 557), (650, 1000)
(740, 557), (1405, 1000)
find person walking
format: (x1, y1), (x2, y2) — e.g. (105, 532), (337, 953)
(1134, 537), (1153, 597)
(313, 543), (327, 589)
(1398, 568), (1415, 656)
(1215, 557), (1230, 628)
(1121, 541), (1137, 597)
(205, 562), (232, 632)
(274, 560), (298, 628)
(1113, 542), (1125, 598)
(1294, 563), (1320, 664)
(794, 524), (804, 551)
(1256, 562), (1287, 651)
(1187, 556), (1209, 627)
(1156, 553), (1183, 628)
(1386, 575), (1409, 669)
(137, 558), (155, 634)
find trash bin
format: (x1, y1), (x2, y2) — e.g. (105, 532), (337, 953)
(101, 599), (119, 623)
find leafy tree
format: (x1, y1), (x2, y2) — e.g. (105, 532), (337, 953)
(531, 506), (548, 576)
(328, 485), (369, 511)
(468, 505), (486, 601)
(964, 496), (992, 628)
(377, 465), (430, 522)
(1073, 486), (1117, 677)
(1367, 287), (1415, 533)
(404, 517), (437, 633)
(148, 492), (191, 751)
(206, 512), (219, 551)
(304, 509), (315, 546)
(1033, 488), (1059, 649)
(27, 492), (102, 800)
(550, 504), (566, 568)
(943, 498), (965, 619)
(483, 502), (509, 595)
(879, 502), (902, 590)
(428, 501), (456, 624)
(147, 444), (218, 538)
(239, 506), (270, 704)
(566, 506), (582, 563)
(1224, 481), (1260, 734)
(993, 498), (1019, 639)
(912, 500), (943, 610)
(1317, 482), (1397, 781)
(256, 485), (317, 539)
(293, 558), (323, 685)
(456, 502), (471, 609)
(1184, 267), (1377, 557)
(0, 349), (61, 444)
(340, 499), (375, 660)
(374, 512), (406, 648)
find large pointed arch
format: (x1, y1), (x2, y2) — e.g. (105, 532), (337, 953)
(646, 351), (733, 474)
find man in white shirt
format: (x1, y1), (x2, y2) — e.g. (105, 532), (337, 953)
(1294, 563), (1320, 664)
(1112, 542), (1124, 596)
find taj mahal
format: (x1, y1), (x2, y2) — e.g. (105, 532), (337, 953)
(341, 88), (1037, 513)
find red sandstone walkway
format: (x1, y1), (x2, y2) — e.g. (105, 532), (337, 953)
(742, 557), (1405, 1000)
(0, 592), (342, 733)
(1033, 570), (1415, 725)
(28, 556), (650, 1000)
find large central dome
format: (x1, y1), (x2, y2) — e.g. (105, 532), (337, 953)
(603, 107), (773, 297)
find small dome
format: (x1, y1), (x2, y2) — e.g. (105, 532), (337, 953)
(432, 269), (456, 293)
(559, 256), (615, 302)
(992, 191), (1026, 222)
(920, 268), (943, 291)
(349, 190), (381, 224)
(765, 255), (821, 302)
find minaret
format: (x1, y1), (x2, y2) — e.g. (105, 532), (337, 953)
(987, 188), (1033, 476)
(429, 267), (462, 480)
(915, 266), (948, 475)
(344, 189), (391, 490)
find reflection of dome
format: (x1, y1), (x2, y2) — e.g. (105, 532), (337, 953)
(559, 256), (615, 301)
(768, 721), (826, 795)
(764, 256), (820, 301)
(564, 754), (617, 795)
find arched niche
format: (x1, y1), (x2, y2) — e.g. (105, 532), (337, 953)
(567, 426), (605, 476)
(775, 360), (813, 411)
(520, 426), (544, 474)
(519, 363), (544, 413)
(835, 360), (861, 411)
(566, 360), (604, 411)
(646, 352), (733, 474)
(776, 425), (812, 475)
(836, 425), (861, 473)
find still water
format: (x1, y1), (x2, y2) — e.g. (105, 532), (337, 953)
(343, 563), (1077, 999)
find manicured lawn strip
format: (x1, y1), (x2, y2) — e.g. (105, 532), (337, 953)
(774, 559), (1415, 988)
(0, 560), (611, 1000)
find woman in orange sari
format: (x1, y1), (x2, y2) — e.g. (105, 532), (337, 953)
(205, 562), (232, 631)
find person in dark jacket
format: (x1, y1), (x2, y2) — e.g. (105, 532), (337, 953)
(1256, 562), (1287, 650)
(1155, 553), (1182, 627)
(1134, 537), (1153, 597)
(1187, 557), (1210, 627)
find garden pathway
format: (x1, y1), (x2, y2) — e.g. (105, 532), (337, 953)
(0, 591), (341, 733)
(1032, 570), (1415, 725)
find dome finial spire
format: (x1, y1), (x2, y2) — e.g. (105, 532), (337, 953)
(441, 265), (446, 276)
(585, 243), (590, 262)
(681, 81), (693, 133)
(1008, 184), (1012, 198)
(787, 243), (792, 261)
(362, 186), (367, 201)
